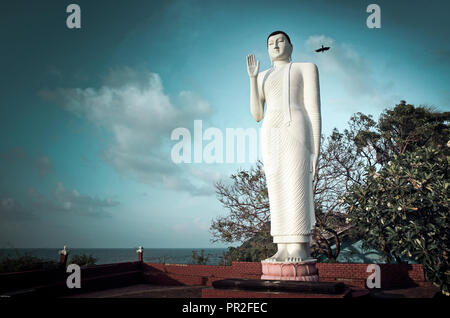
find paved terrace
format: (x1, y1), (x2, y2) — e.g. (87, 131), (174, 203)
(0, 261), (441, 298)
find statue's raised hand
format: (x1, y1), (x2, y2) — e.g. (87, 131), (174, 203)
(246, 54), (260, 78)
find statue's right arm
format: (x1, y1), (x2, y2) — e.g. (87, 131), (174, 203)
(246, 54), (264, 122)
(249, 75), (264, 122)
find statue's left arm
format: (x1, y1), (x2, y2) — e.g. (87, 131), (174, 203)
(302, 63), (321, 178)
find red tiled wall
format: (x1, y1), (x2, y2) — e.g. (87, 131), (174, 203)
(142, 262), (261, 286)
(143, 262), (428, 289)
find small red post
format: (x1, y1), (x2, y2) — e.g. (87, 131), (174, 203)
(59, 245), (68, 266)
(137, 246), (144, 262)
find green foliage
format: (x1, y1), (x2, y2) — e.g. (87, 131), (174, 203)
(0, 253), (60, 273)
(212, 132), (357, 262)
(353, 101), (450, 165)
(345, 146), (449, 295)
(218, 251), (232, 266)
(226, 229), (276, 262)
(211, 161), (270, 244)
(321, 258), (339, 263)
(211, 101), (449, 278)
(69, 253), (97, 267)
(191, 250), (210, 265)
(345, 102), (449, 295)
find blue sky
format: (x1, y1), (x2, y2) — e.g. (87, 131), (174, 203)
(0, 0), (449, 248)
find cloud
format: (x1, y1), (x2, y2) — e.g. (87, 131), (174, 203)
(173, 217), (210, 234)
(193, 217), (209, 231)
(299, 35), (396, 116)
(0, 148), (119, 219)
(0, 197), (37, 220)
(162, 178), (214, 197)
(34, 156), (53, 176)
(39, 67), (217, 196)
(305, 35), (376, 97)
(1, 181), (119, 221)
(433, 49), (450, 65)
(161, 167), (223, 196)
(173, 223), (188, 233)
(25, 182), (119, 218)
(0, 148), (53, 177)
(0, 148), (27, 162)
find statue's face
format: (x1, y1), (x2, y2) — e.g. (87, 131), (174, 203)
(268, 33), (292, 62)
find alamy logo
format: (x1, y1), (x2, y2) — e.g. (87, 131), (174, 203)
(366, 264), (381, 288)
(66, 4), (81, 29)
(66, 264), (81, 289)
(171, 120), (259, 164)
(366, 4), (381, 29)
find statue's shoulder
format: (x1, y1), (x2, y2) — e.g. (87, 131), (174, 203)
(257, 69), (270, 83)
(259, 68), (270, 77)
(292, 62), (318, 71)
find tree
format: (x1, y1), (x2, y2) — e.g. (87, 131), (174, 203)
(344, 146), (449, 295)
(0, 253), (60, 273)
(211, 161), (269, 244)
(353, 101), (449, 165)
(211, 101), (449, 267)
(312, 119), (375, 260)
(69, 254), (97, 267)
(211, 162), (274, 261)
(226, 229), (276, 262)
(191, 250), (210, 265)
(343, 101), (449, 294)
(211, 125), (367, 261)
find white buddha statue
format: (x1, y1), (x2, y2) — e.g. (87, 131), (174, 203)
(246, 31), (321, 262)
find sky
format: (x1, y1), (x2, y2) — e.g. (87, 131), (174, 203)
(0, 0), (449, 248)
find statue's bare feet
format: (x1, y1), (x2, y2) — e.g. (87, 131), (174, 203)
(263, 244), (288, 262)
(263, 243), (315, 262)
(284, 243), (314, 262)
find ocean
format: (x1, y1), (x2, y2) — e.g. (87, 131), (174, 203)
(0, 248), (229, 266)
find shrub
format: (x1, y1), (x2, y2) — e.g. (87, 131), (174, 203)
(0, 253), (60, 273)
(68, 253), (97, 267)
(191, 250), (210, 265)
(344, 146), (449, 295)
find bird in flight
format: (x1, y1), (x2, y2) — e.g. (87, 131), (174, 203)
(315, 45), (330, 53)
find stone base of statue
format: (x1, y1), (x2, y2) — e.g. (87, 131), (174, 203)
(261, 259), (319, 281)
(202, 278), (361, 298)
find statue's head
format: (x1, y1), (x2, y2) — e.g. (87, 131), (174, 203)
(267, 31), (293, 64)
